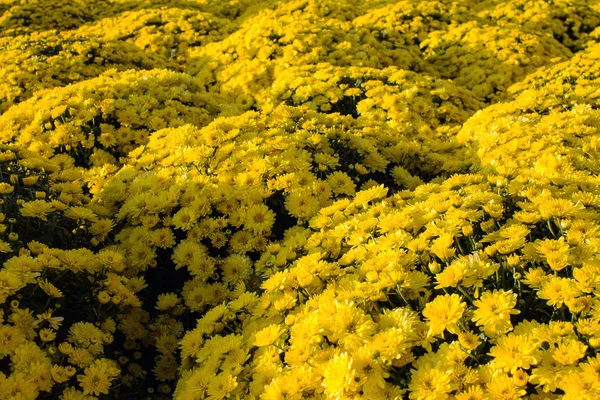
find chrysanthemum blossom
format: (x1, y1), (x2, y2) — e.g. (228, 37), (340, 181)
(422, 294), (466, 336)
(472, 289), (520, 337)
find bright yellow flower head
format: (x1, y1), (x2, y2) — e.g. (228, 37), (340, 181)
(254, 324), (285, 347)
(538, 277), (581, 308)
(0, 239), (12, 254)
(172, 207), (199, 231)
(552, 339), (587, 366)
(0, 182), (14, 194)
(423, 293), (466, 337)
(486, 372), (526, 400)
(37, 278), (64, 298)
(489, 334), (541, 373)
(64, 206), (99, 222)
(206, 371), (238, 400)
(285, 192), (321, 220)
(323, 352), (356, 398)
(430, 233), (456, 261)
(435, 259), (467, 289)
(327, 171), (356, 196)
(244, 203), (276, 234)
(19, 200), (55, 221)
(0, 270), (23, 304)
(472, 290), (520, 338)
(77, 359), (120, 396)
(408, 366), (454, 400)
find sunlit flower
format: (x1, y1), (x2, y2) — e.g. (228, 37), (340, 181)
(19, 200), (55, 221)
(472, 290), (520, 337)
(254, 324), (285, 347)
(423, 294), (466, 336)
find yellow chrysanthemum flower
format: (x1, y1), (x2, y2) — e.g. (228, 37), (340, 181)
(206, 371), (238, 400)
(486, 372), (526, 399)
(172, 207), (199, 231)
(0, 182), (14, 194)
(323, 352), (356, 398)
(64, 206), (99, 222)
(422, 293), (466, 336)
(77, 359), (119, 396)
(0, 239), (12, 253)
(488, 334), (541, 373)
(19, 200), (55, 221)
(156, 293), (181, 311)
(552, 339), (587, 365)
(254, 324), (285, 347)
(430, 233), (456, 261)
(244, 204), (276, 234)
(408, 367), (453, 400)
(37, 278), (64, 298)
(538, 277), (581, 308)
(472, 290), (520, 337)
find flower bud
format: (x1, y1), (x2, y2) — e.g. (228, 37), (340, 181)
(428, 261), (442, 274)
(462, 224), (474, 237)
(23, 176), (40, 186)
(507, 254), (520, 267)
(559, 219), (571, 230)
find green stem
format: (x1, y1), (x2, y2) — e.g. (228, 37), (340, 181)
(547, 219), (558, 239)
(455, 237), (465, 255)
(457, 285), (475, 303)
(272, 343), (286, 352)
(396, 286), (413, 310)
(462, 347), (480, 364)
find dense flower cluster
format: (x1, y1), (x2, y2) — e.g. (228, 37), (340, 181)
(76, 7), (234, 66)
(0, 68), (229, 165)
(476, 0), (600, 51)
(1, 0), (600, 399)
(0, 30), (169, 112)
(420, 21), (572, 100)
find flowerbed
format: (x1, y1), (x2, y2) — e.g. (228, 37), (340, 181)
(1, 0), (600, 399)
